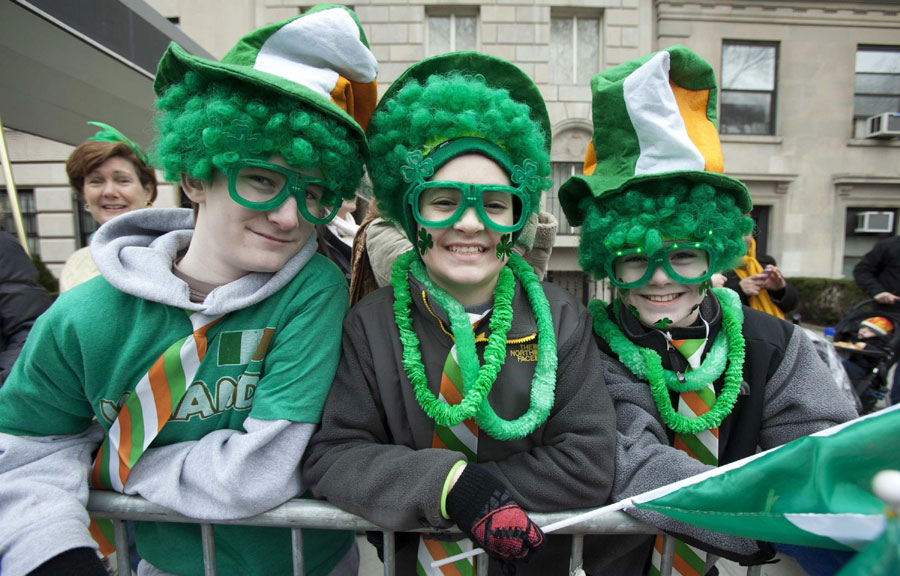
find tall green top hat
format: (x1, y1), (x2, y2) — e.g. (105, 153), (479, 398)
(559, 45), (751, 227)
(366, 51), (551, 243)
(154, 4), (378, 155)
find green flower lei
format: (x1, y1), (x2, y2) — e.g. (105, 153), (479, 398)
(391, 250), (558, 440)
(589, 287), (746, 434)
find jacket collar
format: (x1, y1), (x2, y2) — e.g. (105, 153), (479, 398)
(408, 273), (538, 342)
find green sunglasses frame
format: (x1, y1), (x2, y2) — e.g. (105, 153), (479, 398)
(225, 159), (340, 225)
(606, 238), (717, 289)
(406, 181), (531, 234)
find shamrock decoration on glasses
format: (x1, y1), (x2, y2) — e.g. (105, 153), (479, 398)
(417, 229), (434, 256)
(496, 234), (513, 260)
(401, 150), (435, 184)
(511, 159), (543, 194)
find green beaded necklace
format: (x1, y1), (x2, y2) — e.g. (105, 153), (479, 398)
(391, 250), (558, 440)
(590, 287), (746, 434)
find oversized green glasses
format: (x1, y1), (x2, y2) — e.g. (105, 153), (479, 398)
(225, 159), (339, 224)
(608, 239), (716, 289)
(408, 181), (530, 233)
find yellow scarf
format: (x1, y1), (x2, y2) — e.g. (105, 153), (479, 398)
(734, 237), (785, 319)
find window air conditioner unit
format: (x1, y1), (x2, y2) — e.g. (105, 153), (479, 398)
(856, 211), (895, 234)
(864, 113), (900, 139)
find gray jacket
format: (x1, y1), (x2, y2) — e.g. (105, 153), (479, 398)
(303, 277), (616, 575)
(583, 298), (859, 575)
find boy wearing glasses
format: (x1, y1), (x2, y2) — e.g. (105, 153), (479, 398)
(0, 7), (376, 576)
(303, 53), (615, 575)
(558, 46), (857, 574)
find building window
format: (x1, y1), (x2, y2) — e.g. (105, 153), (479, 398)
(854, 46), (900, 122)
(427, 9), (477, 56)
(0, 189), (39, 255)
(720, 41), (778, 135)
(843, 206), (898, 278)
(550, 14), (600, 85)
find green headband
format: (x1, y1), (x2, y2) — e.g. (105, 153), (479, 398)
(87, 121), (150, 166)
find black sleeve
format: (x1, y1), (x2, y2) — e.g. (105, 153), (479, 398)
(768, 281), (799, 314)
(853, 239), (889, 297)
(723, 271), (750, 306)
(0, 234), (52, 384)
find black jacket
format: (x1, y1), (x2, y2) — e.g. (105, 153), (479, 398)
(854, 235), (900, 298)
(0, 232), (52, 385)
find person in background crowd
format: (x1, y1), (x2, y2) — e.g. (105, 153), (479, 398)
(854, 234), (900, 405)
(303, 51), (615, 575)
(0, 231), (51, 386)
(558, 45), (858, 575)
(60, 122), (159, 292)
(317, 196), (359, 284)
(0, 6), (376, 575)
(711, 234), (798, 319)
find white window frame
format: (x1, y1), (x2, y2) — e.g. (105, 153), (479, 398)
(426, 8), (479, 57)
(550, 11), (602, 85)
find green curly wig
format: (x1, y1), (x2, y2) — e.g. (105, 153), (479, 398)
(578, 179), (753, 281)
(153, 71), (363, 200)
(367, 72), (550, 230)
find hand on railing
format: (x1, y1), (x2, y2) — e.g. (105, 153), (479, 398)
(446, 465), (545, 562)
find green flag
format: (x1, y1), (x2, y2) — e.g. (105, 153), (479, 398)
(632, 405), (900, 551)
(836, 514), (900, 576)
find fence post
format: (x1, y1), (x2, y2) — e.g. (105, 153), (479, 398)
(291, 528), (305, 576)
(659, 534), (675, 576)
(383, 531), (396, 576)
(569, 534), (584, 574)
(113, 519), (130, 576)
(201, 523), (217, 576)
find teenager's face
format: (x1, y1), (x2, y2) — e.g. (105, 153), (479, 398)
(83, 156), (151, 225)
(622, 265), (706, 330)
(188, 155), (316, 283)
(417, 154), (513, 307)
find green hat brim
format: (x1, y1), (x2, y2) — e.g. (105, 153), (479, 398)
(559, 170), (752, 227)
(154, 42), (368, 157)
(373, 51), (551, 153)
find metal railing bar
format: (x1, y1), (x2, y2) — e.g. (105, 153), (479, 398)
(291, 528), (305, 576)
(201, 524), (216, 576)
(476, 551), (489, 575)
(569, 534), (584, 574)
(87, 492), (655, 535)
(659, 534), (675, 576)
(113, 519), (130, 576)
(383, 531), (396, 576)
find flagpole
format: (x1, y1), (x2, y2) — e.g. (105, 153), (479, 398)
(0, 115), (31, 256)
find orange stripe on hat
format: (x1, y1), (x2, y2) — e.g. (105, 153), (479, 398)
(669, 81), (724, 174)
(331, 77), (378, 132)
(584, 139), (598, 176)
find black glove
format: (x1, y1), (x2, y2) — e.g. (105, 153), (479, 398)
(446, 465), (544, 562)
(27, 547), (109, 576)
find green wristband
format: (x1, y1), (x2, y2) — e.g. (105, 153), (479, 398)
(441, 460), (467, 519)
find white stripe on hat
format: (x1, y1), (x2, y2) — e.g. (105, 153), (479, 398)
(254, 7), (377, 102)
(624, 51), (705, 176)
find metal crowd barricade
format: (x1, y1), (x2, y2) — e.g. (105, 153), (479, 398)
(87, 491), (762, 576)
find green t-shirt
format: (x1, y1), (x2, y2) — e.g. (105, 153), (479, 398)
(0, 254), (353, 576)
